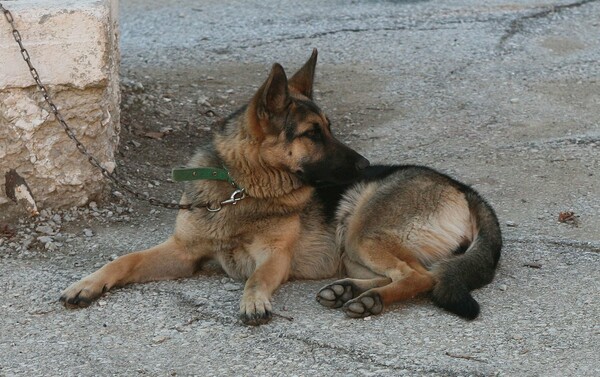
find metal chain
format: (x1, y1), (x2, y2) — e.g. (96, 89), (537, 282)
(1, 4), (194, 210)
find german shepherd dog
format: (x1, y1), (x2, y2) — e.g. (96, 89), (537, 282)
(61, 50), (501, 324)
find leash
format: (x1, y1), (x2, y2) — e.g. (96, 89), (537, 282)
(1, 3), (243, 212)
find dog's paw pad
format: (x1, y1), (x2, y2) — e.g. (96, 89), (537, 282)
(343, 292), (383, 318)
(316, 283), (354, 309)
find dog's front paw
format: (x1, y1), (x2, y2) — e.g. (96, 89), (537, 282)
(60, 277), (107, 308)
(239, 292), (272, 326)
(343, 291), (384, 318)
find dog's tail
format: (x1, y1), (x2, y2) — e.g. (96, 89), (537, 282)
(431, 190), (502, 320)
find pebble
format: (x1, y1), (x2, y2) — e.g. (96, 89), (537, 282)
(506, 221), (517, 227)
(37, 236), (53, 245)
(83, 229), (94, 237)
(499, 284), (508, 291)
(152, 336), (169, 344)
(223, 283), (240, 291)
(35, 225), (55, 235)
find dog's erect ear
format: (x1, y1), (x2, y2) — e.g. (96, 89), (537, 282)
(256, 63), (291, 119)
(288, 48), (318, 99)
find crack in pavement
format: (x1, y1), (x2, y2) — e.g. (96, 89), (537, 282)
(506, 237), (600, 252)
(277, 332), (486, 377)
(241, 17), (505, 50)
(497, 0), (600, 51)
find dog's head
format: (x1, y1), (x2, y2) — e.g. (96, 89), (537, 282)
(247, 49), (369, 186)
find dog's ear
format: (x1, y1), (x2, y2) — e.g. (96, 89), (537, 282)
(249, 63), (291, 138)
(256, 63), (291, 119)
(288, 48), (318, 99)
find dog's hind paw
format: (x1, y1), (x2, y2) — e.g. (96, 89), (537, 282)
(343, 291), (383, 318)
(316, 282), (354, 308)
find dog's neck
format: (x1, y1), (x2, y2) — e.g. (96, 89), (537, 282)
(214, 123), (307, 200)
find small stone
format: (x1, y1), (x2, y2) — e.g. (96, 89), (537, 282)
(89, 201), (98, 211)
(35, 225), (55, 235)
(512, 334), (523, 340)
(83, 229), (94, 237)
(37, 236), (53, 244)
(363, 316), (372, 321)
(505, 221), (517, 227)
(152, 336), (169, 344)
(510, 98), (520, 103)
(223, 283), (240, 291)
(499, 284), (508, 291)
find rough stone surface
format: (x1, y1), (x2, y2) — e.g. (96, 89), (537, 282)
(0, 0), (120, 219)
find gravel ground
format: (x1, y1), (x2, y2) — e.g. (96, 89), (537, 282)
(1, 0), (599, 376)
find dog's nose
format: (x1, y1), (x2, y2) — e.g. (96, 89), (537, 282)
(355, 156), (370, 171)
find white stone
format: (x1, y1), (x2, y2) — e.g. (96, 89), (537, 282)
(0, 0), (120, 218)
(0, 0), (119, 89)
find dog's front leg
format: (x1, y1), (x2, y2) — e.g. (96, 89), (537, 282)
(61, 236), (205, 308)
(239, 246), (292, 326)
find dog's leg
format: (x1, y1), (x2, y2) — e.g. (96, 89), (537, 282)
(60, 237), (204, 308)
(343, 266), (434, 318)
(239, 250), (291, 326)
(340, 238), (435, 318)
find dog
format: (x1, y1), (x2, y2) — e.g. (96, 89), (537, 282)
(60, 49), (502, 324)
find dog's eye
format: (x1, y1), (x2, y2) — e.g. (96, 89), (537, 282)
(302, 127), (321, 141)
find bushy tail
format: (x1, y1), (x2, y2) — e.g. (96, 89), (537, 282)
(431, 191), (502, 320)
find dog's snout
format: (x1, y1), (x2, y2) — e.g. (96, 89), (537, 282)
(356, 156), (370, 171)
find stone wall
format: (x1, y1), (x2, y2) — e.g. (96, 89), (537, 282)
(0, 0), (120, 219)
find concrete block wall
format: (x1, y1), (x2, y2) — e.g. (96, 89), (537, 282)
(0, 0), (120, 219)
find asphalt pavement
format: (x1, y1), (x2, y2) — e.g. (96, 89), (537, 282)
(1, 0), (599, 376)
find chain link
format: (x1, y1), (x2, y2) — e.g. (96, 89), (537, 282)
(1, 3), (196, 210)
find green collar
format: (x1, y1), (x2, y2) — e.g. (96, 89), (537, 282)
(171, 167), (236, 185)
(172, 166), (246, 211)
